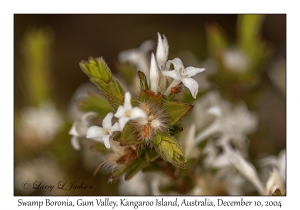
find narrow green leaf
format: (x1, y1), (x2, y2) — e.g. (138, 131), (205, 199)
(145, 150), (160, 162)
(138, 71), (149, 91)
(113, 132), (121, 142)
(206, 23), (228, 57)
(169, 125), (183, 136)
(237, 15), (265, 52)
(124, 159), (148, 181)
(120, 124), (142, 146)
(164, 101), (193, 126)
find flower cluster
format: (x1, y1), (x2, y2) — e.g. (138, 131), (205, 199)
(68, 27), (285, 196)
(69, 33), (206, 182)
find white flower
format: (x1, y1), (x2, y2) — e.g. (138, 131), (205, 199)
(156, 32), (169, 69)
(162, 58), (205, 99)
(221, 142), (265, 195)
(114, 92), (147, 130)
(86, 112), (120, 149)
(20, 101), (63, 143)
(222, 49), (249, 73)
(69, 112), (97, 150)
(149, 53), (159, 94)
(265, 168), (285, 195)
(118, 40), (155, 79)
(195, 97), (258, 154)
(259, 149), (286, 182)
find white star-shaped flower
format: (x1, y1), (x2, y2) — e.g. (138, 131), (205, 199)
(69, 112), (97, 150)
(86, 112), (121, 149)
(162, 58), (205, 99)
(114, 92), (147, 130)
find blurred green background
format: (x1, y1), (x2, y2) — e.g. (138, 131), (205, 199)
(14, 14), (286, 195)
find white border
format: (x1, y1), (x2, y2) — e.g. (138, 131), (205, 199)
(2, 0), (297, 209)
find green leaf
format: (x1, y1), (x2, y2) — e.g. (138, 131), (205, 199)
(80, 58), (125, 111)
(169, 125), (183, 136)
(124, 159), (148, 181)
(237, 15), (265, 52)
(22, 28), (54, 106)
(138, 71), (149, 91)
(164, 101), (193, 126)
(153, 134), (186, 168)
(78, 94), (111, 115)
(80, 57), (111, 82)
(145, 150), (160, 162)
(206, 23), (228, 58)
(120, 124), (142, 146)
(113, 132), (121, 142)
(139, 90), (162, 105)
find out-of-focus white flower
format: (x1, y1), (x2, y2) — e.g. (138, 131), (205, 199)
(222, 49), (249, 73)
(86, 112), (120, 149)
(202, 140), (231, 169)
(265, 168), (285, 195)
(259, 149), (286, 181)
(149, 172), (172, 195)
(182, 124), (197, 158)
(215, 167), (246, 195)
(156, 32), (169, 69)
(195, 98), (258, 154)
(19, 101), (63, 143)
(69, 112), (97, 150)
(162, 58), (205, 98)
(15, 154), (65, 195)
(221, 143), (265, 195)
(118, 40), (155, 78)
(114, 92), (147, 130)
(118, 171), (149, 195)
(149, 53), (159, 94)
(67, 83), (100, 121)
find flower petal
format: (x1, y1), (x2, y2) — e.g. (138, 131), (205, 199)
(131, 107), (147, 120)
(184, 67), (205, 77)
(150, 53), (159, 94)
(165, 58), (184, 72)
(102, 112), (113, 129)
(161, 70), (182, 81)
(114, 106), (126, 118)
(118, 117), (130, 130)
(86, 126), (105, 138)
(71, 136), (80, 150)
(69, 122), (80, 137)
(81, 112), (97, 122)
(111, 122), (121, 134)
(124, 92), (132, 110)
(182, 78), (199, 99)
(102, 135), (111, 149)
(156, 33), (169, 67)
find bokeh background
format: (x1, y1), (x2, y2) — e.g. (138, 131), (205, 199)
(14, 14), (286, 195)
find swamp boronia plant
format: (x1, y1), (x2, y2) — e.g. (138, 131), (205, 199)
(76, 33), (205, 182)
(69, 29), (285, 196)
